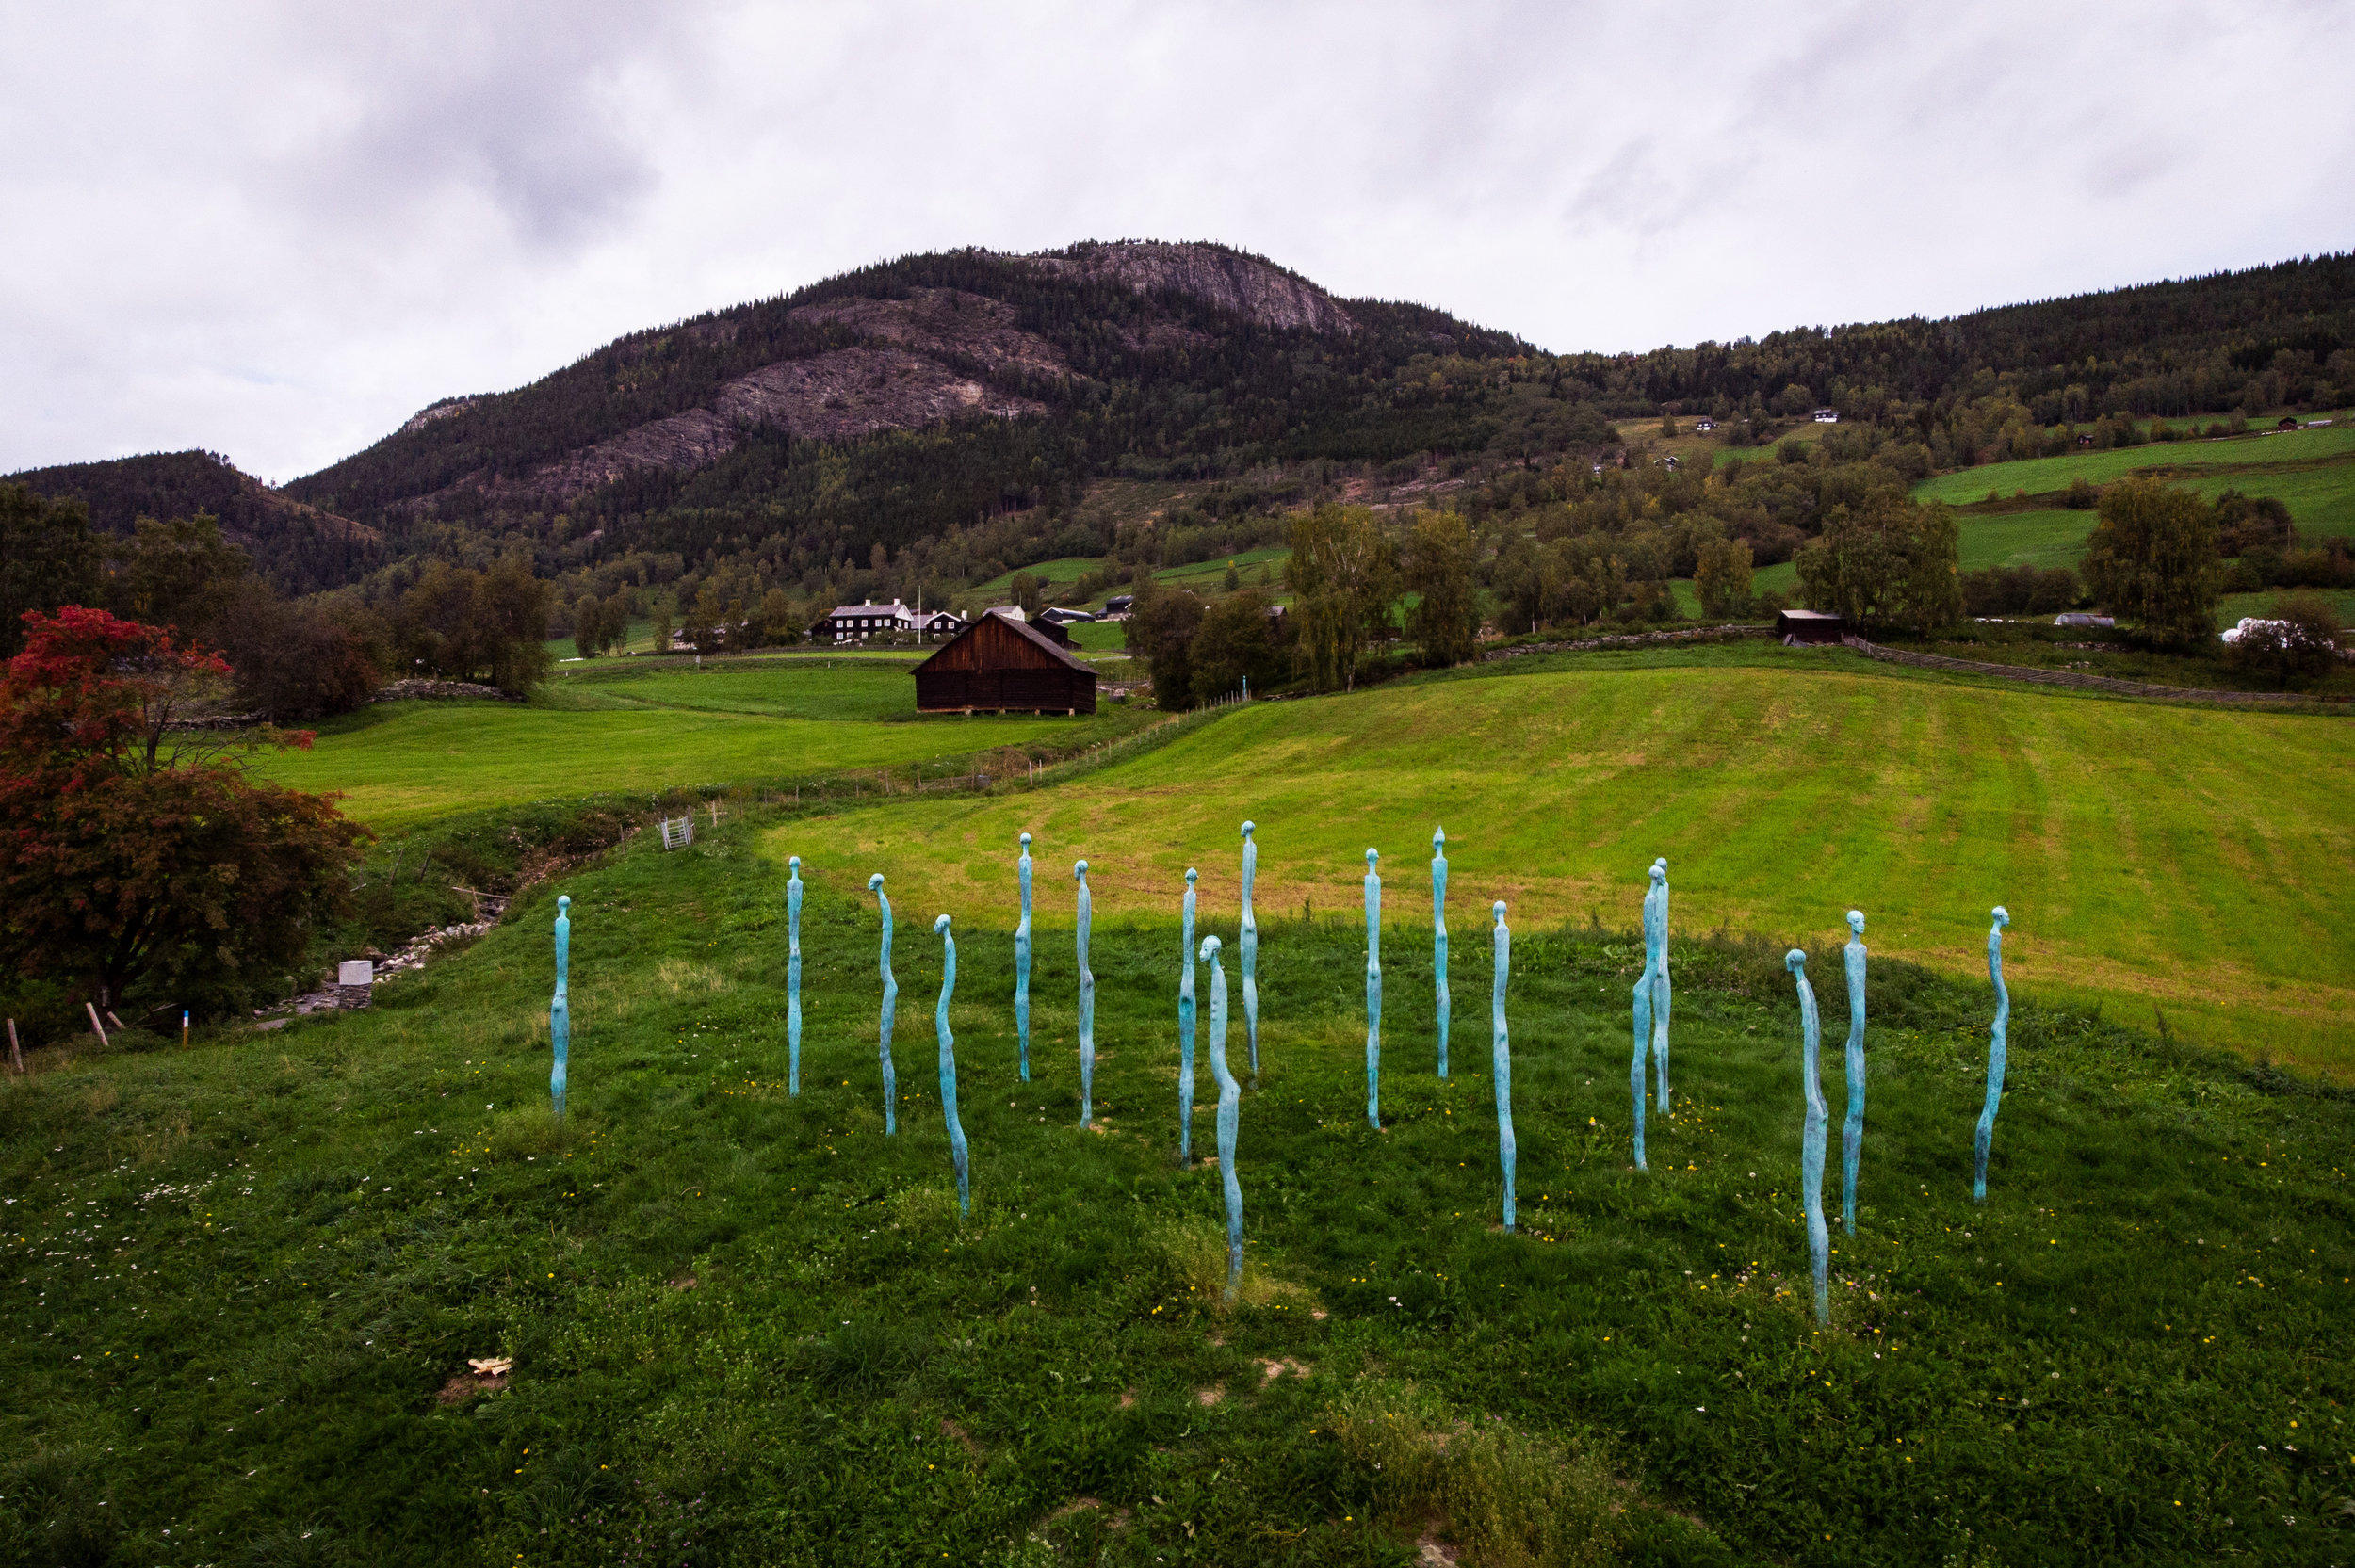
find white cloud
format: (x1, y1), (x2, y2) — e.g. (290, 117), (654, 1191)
(1, 0), (2348, 479)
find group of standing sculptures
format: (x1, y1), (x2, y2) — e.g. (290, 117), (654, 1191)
(545, 828), (2017, 1316)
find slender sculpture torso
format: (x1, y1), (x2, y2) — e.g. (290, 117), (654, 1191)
(935, 914), (969, 1215)
(1075, 860), (1096, 1127)
(1239, 821), (1259, 1077)
(1432, 828), (1450, 1080)
(1201, 935), (1243, 1301)
(1973, 906), (2011, 1203)
(1014, 833), (1033, 1082)
(1630, 860), (1670, 1169)
(786, 858), (804, 1097)
(1178, 867), (1198, 1166)
(1492, 901), (1515, 1232)
(1364, 849), (1383, 1129)
(549, 895), (571, 1119)
(870, 873), (898, 1136)
(1841, 910), (1867, 1234)
(1789, 948), (1829, 1325)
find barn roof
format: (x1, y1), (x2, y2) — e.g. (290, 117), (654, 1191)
(912, 608), (1094, 675)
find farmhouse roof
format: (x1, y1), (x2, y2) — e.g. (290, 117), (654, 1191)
(914, 609), (1093, 674)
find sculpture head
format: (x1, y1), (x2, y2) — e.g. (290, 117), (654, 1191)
(1366, 848), (1379, 869)
(788, 855), (801, 875)
(1493, 899), (1507, 924)
(1185, 867), (1197, 885)
(1434, 826), (1446, 850)
(1019, 832), (1031, 850)
(1199, 934), (1222, 962)
(1990, 905), (2009, 930)
(934, 913), (951, 935)
(558, 895), (570, 917)
(1786, 948), (1807, 975)
(868, 873), (885, 894)
(1649, 861), (1666, 886)
(1847, 909), (1864, 936)
(1074, 859), (1089, 881)
(1241, 820), (1255, 840)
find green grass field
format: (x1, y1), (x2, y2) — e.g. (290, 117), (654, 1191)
(263, 661), (1148, 831)
(1957, 510), (2097, 573)
(1915, 423), (2355, 533)
(771, 655), (2355, 1078)
(7, 807), (2347, 1565)
(2216, 588), (2355, 628)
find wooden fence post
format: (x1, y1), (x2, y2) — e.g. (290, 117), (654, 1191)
(7, 1018), (22, 1073)
(84, 1002), (108, 1046)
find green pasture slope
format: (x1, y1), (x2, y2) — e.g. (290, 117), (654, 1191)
(5, 807), (2348, 1564)
(787, 653), (2355, 1078)
(263, 659), (1146, 832)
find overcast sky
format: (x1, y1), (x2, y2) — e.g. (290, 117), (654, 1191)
(4, 0), (2349, 482)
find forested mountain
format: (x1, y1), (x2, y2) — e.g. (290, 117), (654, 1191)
(3, 450), (383, 596)
(8, 244), (2350, 624)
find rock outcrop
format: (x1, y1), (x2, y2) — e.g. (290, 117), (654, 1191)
(1027, 241), (1356, 335)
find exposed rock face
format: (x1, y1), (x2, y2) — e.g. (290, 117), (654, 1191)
(525, 343), (1048, 500)
(787, 288), (1071, 377)
(1027, 241), (1356, 335)
(398, 395), (485, 434)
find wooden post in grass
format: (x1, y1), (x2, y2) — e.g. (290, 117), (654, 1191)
(7, 1018), (22, 1073)
(85, 1003), (107, 1046)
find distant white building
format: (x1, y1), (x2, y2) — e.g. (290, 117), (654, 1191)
(1693, 416), (1715, 432)
(809, 600), (917, 642)
(1812, 408), (1840, 424)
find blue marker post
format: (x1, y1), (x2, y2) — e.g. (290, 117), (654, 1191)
(1841, 910), (1867, 1234)
(1014, 833), (1033, 1082)
(786, 857), (804, 1097)
(1364, 849), (1383, 1130)
(1178, 868), (1198, 1166)
(1432, 828), (1450, 1080)
(549, 895), (571, 1119)
(1240, 822), (1259, 1077)
(1492, 901), (1515, 1232)
(869, 873), (898, 1137)
(1076, 860), (1096, 1127)
(1789, 948), (1829, 1325)
(1201, 935), (1244, 1301)
(935, 915), (969, 1216)
(1973, 907), (2010, 1204)
(1630, 860), (1670, 1170)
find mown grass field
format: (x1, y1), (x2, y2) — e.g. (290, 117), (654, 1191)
(6, 807), (2348, 1566)
(262, 660), (1147, 832)
(1915, 422), (2355, 536)
(776, 653), (2355, 1078)
(1957, 510), (2096, 573)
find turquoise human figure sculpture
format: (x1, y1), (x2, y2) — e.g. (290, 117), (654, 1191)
(1201, 934), (1244, 1301)
(1014, 833), (1033, 1082)
(786, 857), (804, 1097)
(1363, 849), (1383, 1129)
(1178, 868), (1198, 1166)
(1239, 821), (1259, 1077)
(1840, 910), (1867, 1235)
(548, 895), (571, 1119)
(1630, 859), (1670, 1170)
(1492, 901), (1516, 1232)
(1788, 948), (1830, 1325)
(1973, 907), (2011, 1203)
(1432, 828), (1450, 1080)
(935, 915), (969, 1216)
(1075, 860), (1096, 1127)
(869, 874), (898, 1137)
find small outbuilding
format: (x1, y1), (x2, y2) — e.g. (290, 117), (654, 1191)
(1776, 608), (1846, 645)
(913, 610), (1097, 715)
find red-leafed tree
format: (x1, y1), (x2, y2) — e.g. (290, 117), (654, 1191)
(0, 606), (369, 1017)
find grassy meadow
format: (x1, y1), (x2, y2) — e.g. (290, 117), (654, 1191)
(773, 651), (2355, 1078)
(263, 659), (1149, 832)
(6, 802), (2349, 1566)
(1915, 423), (2355, 536)
(1956, 510), (2097, 573)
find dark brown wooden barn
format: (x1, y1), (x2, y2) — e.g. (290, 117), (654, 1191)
(913, 611), (1097, 715)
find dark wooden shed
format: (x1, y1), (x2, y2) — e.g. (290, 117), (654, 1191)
(913, 611), (1097, 715)
(1776, 609), (1846, 645)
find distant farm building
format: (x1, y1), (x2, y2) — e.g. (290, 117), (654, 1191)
(811, 601), (915, 642)
(913, 611), (1097, 715)
(2276, 416), (2300, 431)
(1776, 609), (1846, 645)
(1104, 593), (1135, 617)
(918, 610), (968, 639)
(1036, 606), (1096, 625)
(1812, 408), (1840, 424)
